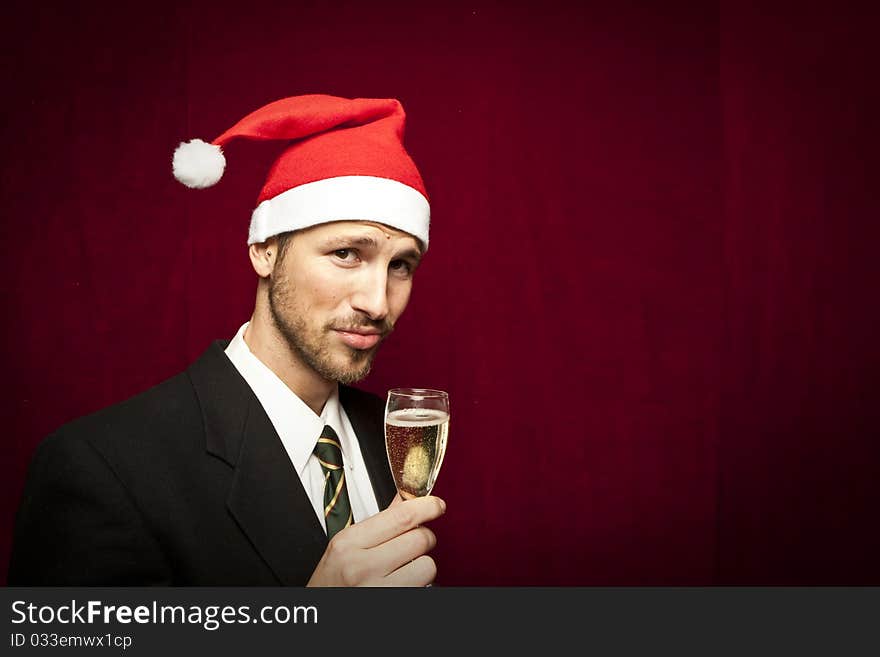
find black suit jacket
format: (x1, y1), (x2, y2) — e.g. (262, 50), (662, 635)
(8, 341), (397, 585)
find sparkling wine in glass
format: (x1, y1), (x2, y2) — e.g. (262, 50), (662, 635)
(384, 388), (450, 500)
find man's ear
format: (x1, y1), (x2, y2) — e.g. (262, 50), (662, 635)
(249, 238), (279, 278)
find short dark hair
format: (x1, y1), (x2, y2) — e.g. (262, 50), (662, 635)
(273, 230), (297, 268)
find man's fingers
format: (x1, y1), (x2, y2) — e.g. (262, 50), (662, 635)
(379, 555), (437, 587)
(309, 496), (445, 587)
(387, 492), (404, 508)
(346, 496), (446, 548)
(371, 526), (437, 577)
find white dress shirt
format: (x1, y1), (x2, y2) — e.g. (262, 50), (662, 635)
(224, 322), (380, 533)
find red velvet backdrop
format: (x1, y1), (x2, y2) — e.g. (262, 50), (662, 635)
(2, 1), (877, 585)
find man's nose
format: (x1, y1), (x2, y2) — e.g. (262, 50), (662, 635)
(350, 266), (389, 321)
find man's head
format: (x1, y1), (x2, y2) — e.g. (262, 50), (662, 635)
(251, 220), (422, 384)
(172, 94), (431, 387)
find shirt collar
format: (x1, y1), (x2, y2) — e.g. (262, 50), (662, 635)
(224, 322), (345, 477)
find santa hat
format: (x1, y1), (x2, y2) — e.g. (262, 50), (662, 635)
(172, 94), (430, 249)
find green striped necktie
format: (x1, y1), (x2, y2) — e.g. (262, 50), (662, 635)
(313, 425), (353, 540)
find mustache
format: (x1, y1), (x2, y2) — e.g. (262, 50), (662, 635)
(327, 314), (394, 336)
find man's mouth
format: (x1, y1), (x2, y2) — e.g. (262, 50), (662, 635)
(332, 328), (384, 350)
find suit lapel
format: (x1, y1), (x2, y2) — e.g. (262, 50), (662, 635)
(188, 342), (326, 585)
(226, 396), (327, 585)
(340, 385), (397, 509)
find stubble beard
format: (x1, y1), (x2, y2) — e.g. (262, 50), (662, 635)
(268, 272), (380, 386)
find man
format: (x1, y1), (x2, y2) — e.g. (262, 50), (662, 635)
(8, 94), (446, 586)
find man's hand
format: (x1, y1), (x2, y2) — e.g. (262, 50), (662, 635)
(306, 495), (446, 587)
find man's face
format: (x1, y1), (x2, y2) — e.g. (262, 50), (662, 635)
(268, 221), (422, 385)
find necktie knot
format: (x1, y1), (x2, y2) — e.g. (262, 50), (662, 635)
(313, 425), (344, 471)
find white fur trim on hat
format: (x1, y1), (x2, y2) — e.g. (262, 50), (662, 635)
(248, 175), (431, 249)
(172, 139), (226, 189)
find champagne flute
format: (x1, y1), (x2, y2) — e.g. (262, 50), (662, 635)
(384, 388), (450, 500)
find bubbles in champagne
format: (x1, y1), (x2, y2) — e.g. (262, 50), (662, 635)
(385, 409), (450, 498)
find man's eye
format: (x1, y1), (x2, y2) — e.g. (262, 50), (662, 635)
(390, 259), (413, 275)
(334, 249), (356, 261)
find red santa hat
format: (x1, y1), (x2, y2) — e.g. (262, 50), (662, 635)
(172, 94), (430, 249)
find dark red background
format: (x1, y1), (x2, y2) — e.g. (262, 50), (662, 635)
(2, 0), (878, 585)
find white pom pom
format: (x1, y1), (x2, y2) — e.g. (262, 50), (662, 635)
(172, 139), (226, 188)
